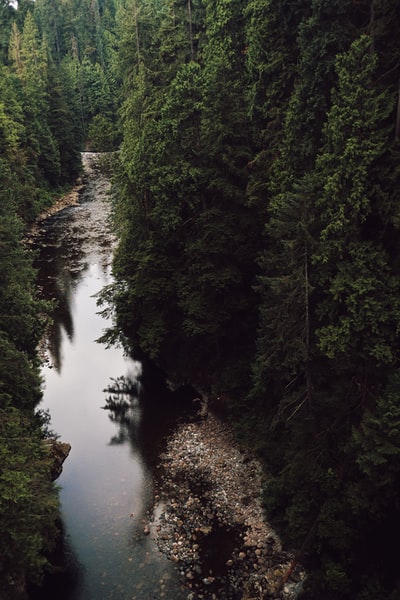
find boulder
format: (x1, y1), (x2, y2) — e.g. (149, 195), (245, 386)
(43, 440), (71, 481)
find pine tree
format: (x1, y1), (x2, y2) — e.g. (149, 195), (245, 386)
(9, 12), (61, 190)
(0, 0), (16, 62)
(250, 31), (400, 598)
(168, 0), (259, 388)
(0, 406), (59, 596)
(313, 34), (400, 366)
(244, 0), (310, 207)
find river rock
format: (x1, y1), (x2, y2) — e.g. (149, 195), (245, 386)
(43, 440), (71, 481)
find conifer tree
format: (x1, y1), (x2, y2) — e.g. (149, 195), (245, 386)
(170, 0), (259, 387)
(9, 12), (61, 190)
(250, 31), (400, 598)
(313, 34), (400, 366)
(0, 0), (15, 61)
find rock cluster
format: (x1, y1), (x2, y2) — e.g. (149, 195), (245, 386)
(25, 187), (83, 243)
(147, 409), (305, 599)
(25, 152), (104, 242)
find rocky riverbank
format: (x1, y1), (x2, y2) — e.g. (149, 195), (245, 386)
(26, 153), (106, 240)
(146, 404), (305, 599)
(43, 439), (71, 481)
(26, 186), (83, 240)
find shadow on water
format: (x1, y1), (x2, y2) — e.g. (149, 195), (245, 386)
(102, 358), (201, 472)
(33, 209), (89, 372)
(28, 520), (84, 600)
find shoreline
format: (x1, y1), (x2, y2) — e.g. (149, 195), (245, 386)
(25, 183), (84, 365)
(25, 184), (84, 242)
(25, 152), (107, 241)
(148, 409), (305, 599)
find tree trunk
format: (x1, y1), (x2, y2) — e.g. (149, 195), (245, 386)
(396, 75), (400, 141)
(133, 0), (141, 65)
(187, 0), (194, 61)
(304, 242), (313, 406)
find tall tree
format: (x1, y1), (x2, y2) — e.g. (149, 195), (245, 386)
(9, 12), (61, 191)
(172, 0), (260, 388)
(0, 0), (16, 61)
(0, 407), (59, 597)
(251, 32), (400, 598)
(313, 34), (400, 367)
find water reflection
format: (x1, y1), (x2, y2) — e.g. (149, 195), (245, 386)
(34, 213), (86, 369)
(103, 367), (200, 471)
(29, 520), (84, 600)
(34, 211), (93, 370)
(103, 375), (142, 446)
(33, 162), (114, 373)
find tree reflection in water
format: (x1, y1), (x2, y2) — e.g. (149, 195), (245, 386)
(102, 362), (201, 471)
(102, 375), (141, 446)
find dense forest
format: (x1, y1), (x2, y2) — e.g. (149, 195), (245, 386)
(1, 0), (400, 598)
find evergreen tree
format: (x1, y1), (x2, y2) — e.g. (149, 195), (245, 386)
(173, 0), (260, 389)
(0, 0), (16, 62)
(9, 12), (61, 190)
(46, 61), (82, 182)
(34, 0), (67, 62)
(0, 61), (42, 221)
(313, 34), (400, 365)
(250, 32), (400, 598)
(2, 0), (399, 596)
(244, 0), (310, 206)
(106, 0), (261, 391)
(0, 406), (59, 597)
(0, 139), (59, 597)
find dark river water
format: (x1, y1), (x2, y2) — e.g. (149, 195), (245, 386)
(30, 154), (188, 600)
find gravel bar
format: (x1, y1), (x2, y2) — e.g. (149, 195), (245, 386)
(147, 406), (305, 599)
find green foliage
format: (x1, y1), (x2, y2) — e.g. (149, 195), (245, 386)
(0, 206), (47, 359)
(0, 228), (56, 588)
(87, 113), (119, 151)
(311, 35), (400, 365)
(46, 63), (82, 183)
(5, 10), (83, 199)
(86, 2), (400, 597)
(106, 0), (261, 392)
(244, 0), (310, 207)
(247, 25), (400, 600)
(0, 2), (86, 594)
(0, 1), (15, 62)
(0, 407), (59, 596)
(351, 371), (400, 499)
(0, 158), (59, 594)
(108, 7), (400, 595)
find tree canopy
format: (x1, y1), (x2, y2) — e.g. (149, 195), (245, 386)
(105, 2), (400, 598)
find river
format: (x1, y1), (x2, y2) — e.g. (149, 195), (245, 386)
(29, 153), (188, 600)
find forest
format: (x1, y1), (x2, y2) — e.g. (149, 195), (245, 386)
(1, 0), (400, 598)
